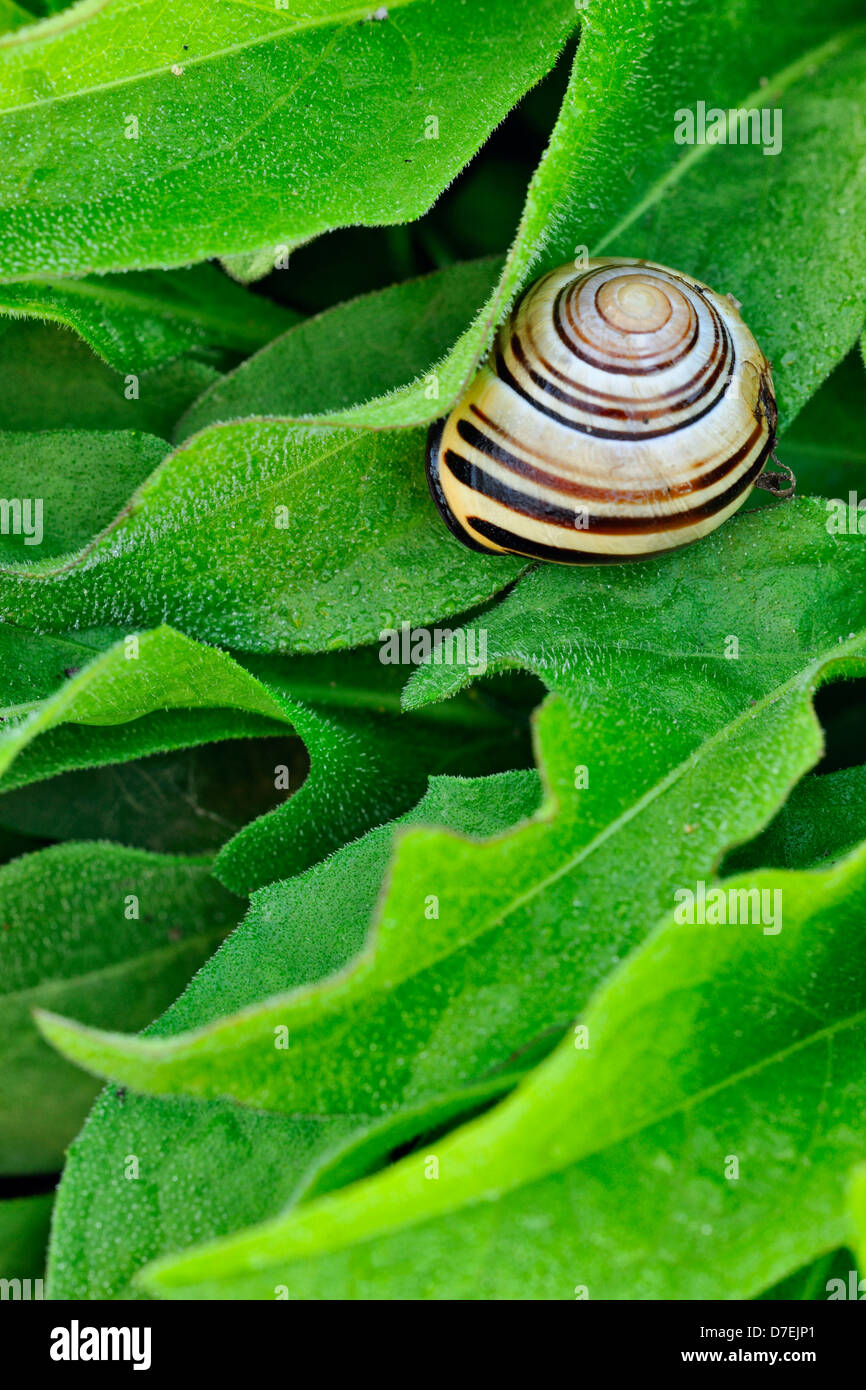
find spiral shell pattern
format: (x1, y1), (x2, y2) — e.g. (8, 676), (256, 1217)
(426, 258), (777, 563)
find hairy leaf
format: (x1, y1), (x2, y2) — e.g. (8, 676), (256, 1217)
(0, 842), (242, 1173)
(175, 259), (502, 440)
(0, 623), (523, 892)
(0, 0), (575, 278)
(46, 772), (540, 1298)
(604, 32), (866, 428)
(0, 626), (292, 792)
(332, 0), (866, 432)
(0, 739), (302, 854)
(0, 429), (166, 563)
(776, 353), (866, 504)
(136, 844), (866, 1300)
(726, 765), (866, 874)
(0, 419), (525, 651)
(0, 320), (221, 436)
(36, 505), (866, 1122)
(0, 1193), (53, 1280)
(0, 266), (294, 372)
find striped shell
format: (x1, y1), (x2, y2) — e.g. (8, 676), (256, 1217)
(426, 258), (777, 563)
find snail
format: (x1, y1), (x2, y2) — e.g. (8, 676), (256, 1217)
(426, 258), (792, 564)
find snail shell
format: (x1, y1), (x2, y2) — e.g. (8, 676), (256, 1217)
(426, 258), (777, 563)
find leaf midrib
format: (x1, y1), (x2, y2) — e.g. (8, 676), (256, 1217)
(343, 634), (865, 1006)
(592, 25), (866, 255)
(334, 19), (866, 436)
(391, 950), (864, 1247)
(0, 0), (419, 117)
(116, 631), (866, 1064)
(0, 426), (426, 585)
(141, 885), (866, 1286)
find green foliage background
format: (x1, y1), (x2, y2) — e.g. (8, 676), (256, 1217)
(0, 0), (864, 1301)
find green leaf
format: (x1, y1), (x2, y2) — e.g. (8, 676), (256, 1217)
(35, 504), (866, 1120)
(0, 624), (290, 812)
(758, 1247), (856, 1300)
(219, 246), (285, 288)
(726, 765), (866, 874)
(50, 1087), (357, 1300)
(47, 1068), (527, 1300)
(0, 625), (108, 709)
(0, 418), (525, 652)
(0, 0), (576, 279)
(0, 266), (295, 372)
(7, 0), (866, 1307)
(605, 32), (866, 429)
(0, 429), (167, 563)
(46, 770), (540, 1298)
(0, 320), (221, 436)
(212, 682), (530, 897)
(7, 10), (863, 654)
(0, 2), (37, 34)
(0, 739), (302, 854)
(0, 1193), (53, 1281)
(174, 258), (502, 441)
(0, 841), (242, 1174)
(775, 352), (866, 503)
(402, 501), (866, 713)
(0, 262), (528, 653)
(0, 625), (291, 791)
(849, 1165), (866, 1284)
(135, 842), (866, 1300)
(171, 769), (543, 1040)
(0, 623), (522, 892)
(331, 0), (866, 432)
(14, 1), (72, 16)
(295, 1067), (540, 1204)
